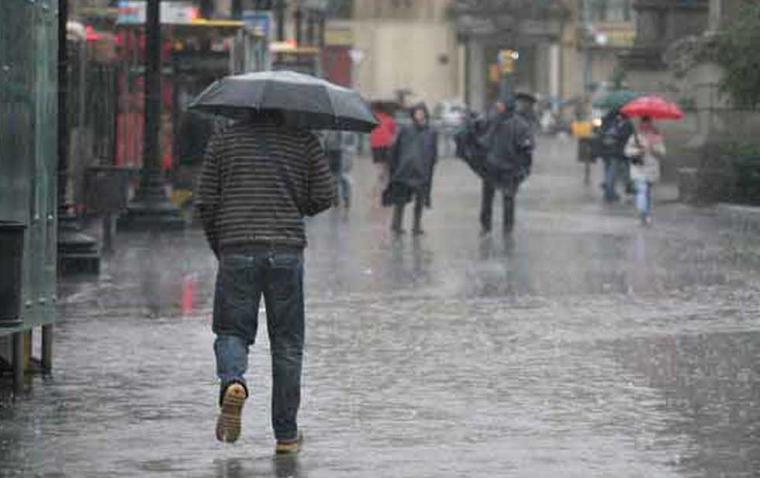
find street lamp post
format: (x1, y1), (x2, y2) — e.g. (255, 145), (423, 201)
(275, 0), (286, 42)
(57, 0), (101, 274)
(118, 0), (184, 231)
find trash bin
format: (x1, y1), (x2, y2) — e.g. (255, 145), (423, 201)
(0, 221), (26, 328)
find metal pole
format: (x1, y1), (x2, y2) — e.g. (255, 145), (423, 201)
(117, 0), (184, 231)
(294, 7), (303, 46)
(317, 12), (326, 49)
(12, 332), (23, 395)
(57, 0), (69, 215)
(305, 10), (315, 46)
(143, 0), (161, 177)
(41, 325), (54, 372)
(102, 213), (115, 253)
(276, 0), (286, 42)
(57, 0), (101, 273)
(582, 0), (593, 92)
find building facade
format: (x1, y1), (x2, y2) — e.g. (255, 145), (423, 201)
(349, 0), (463, 107)
(564, 0), (636, 98)
(452, 0), (570, 112)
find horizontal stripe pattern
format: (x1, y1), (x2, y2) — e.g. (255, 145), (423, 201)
(195, 122), (336, 251)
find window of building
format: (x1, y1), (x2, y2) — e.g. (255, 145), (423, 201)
(587, 0), (632, 23)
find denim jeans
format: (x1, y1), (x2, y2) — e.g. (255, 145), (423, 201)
(213, 249), (304, 441)
(635, 180), (652, 217)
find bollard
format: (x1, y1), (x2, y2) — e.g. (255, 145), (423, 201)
(12, 332), (23, 395)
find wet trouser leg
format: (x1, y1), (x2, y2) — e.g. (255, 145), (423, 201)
(340, 172), (352, 208)
(604, 156), (620, 201)
(503, 181), (518, 234)
(392, 202), (405, 232)
(263, 252), (305, 442)
(213, 250), (305, 441)
(635, 179), (652, 218)
(413, 191), (425, 233)
(480, 180), (496, 232)
(213, 254), (262, 402)
(620, 159), (633, 194)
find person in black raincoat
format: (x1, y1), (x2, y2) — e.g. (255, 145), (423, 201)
(599, 109), (634, 202)
(383, 103), (438, 235)
(480, 97), (534, 235)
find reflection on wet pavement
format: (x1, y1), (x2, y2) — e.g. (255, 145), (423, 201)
(2, 138), (760, 476)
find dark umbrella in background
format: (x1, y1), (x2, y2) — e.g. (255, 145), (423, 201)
(189, 70), (378, 132)
(593, 90), (643, 111)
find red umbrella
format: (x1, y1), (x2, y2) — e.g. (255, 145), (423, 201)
(621, 95), (684, 120)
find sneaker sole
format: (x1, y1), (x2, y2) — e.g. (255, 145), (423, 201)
(275, 432), (304, 455)
(216, 385), (246, 443)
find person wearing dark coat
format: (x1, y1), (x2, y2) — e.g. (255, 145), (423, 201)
(480, 98), (534, 235)
(383, 103), (438, 235)
(599, 109), (634, 202)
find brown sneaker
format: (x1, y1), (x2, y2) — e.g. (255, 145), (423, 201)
(215, 383), (247, 443)
(275, 431), (304, 455)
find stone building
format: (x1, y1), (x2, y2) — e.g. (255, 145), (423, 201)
(620, 0), (759, 190)
(620, 0), (709, 92)
(564, 0), (636, 97)
(452, 0), (569, 112)
(347, 0), (463, 107)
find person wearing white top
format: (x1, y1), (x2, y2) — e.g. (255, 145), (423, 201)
(624, 116), (667, 225)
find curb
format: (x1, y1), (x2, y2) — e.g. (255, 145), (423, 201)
(715, 203), (760, 231)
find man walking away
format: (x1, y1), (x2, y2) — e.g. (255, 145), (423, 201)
(480, 98), (534, 236)
(383, 103), (438, 235)
(195, 111), (336, 454)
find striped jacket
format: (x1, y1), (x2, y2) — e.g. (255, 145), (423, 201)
(195, 121), (336, 253)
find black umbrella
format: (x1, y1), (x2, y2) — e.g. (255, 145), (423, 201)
(454, 117), (491, 179)
(189, 70), (378, 133)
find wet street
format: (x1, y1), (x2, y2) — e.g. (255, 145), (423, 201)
(2, 136), (760, 477)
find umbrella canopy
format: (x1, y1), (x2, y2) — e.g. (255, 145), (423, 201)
(514, 92), (537, 104)
(592, 90), (643, 110)
(621, 95), (684, 120)
(189, 70), (378, 132)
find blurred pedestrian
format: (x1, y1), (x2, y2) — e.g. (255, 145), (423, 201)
(322, 130), (353, 210)
(383, 103), (438, 235)
(624, 116), (666, 226)
(480, 97), (534, 235)
(195, 110), (336, 454)
(599, 109), (634, 202)
(370, 106), (397, 193)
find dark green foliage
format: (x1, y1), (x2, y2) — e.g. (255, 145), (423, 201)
(721, 143), (760, 205)
(716, 2), (760, 109)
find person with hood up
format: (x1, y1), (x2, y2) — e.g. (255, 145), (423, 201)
(383, 103), (438, 235)
(624, 116), (666, 226)
(480, 97), (534, 235)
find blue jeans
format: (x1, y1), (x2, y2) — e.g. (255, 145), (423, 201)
(213, 249), (304, 441)
(635, 180), (652, 217)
